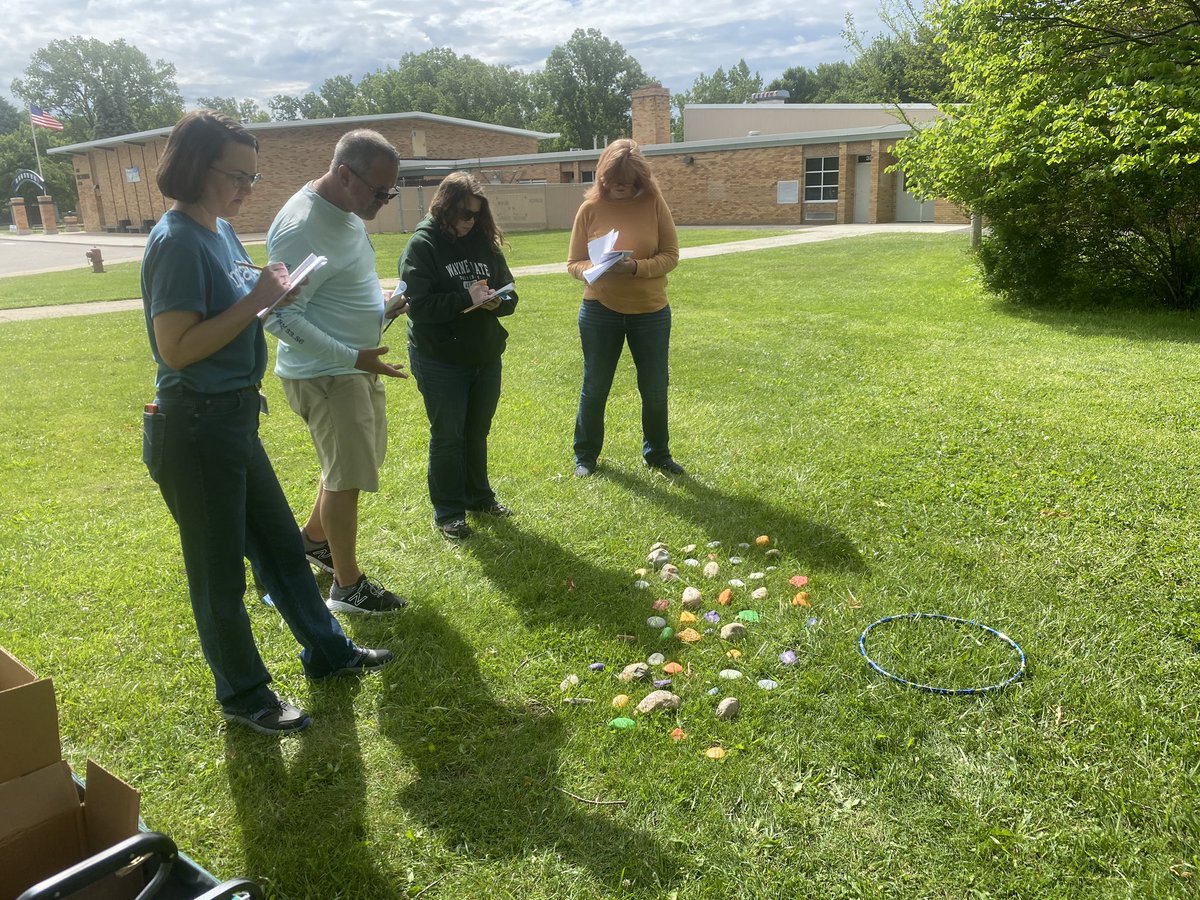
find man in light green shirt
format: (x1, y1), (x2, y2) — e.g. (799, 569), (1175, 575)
(266, 130), (408, 615)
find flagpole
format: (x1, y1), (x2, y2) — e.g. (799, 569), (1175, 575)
(28, 109), (44, 180)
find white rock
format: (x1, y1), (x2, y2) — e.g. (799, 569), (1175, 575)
(738, 542), (750, 549)
(749, 572), (765, 581)
(619, 662), (650, 682)
(647, 616), (668, 629)
(703, 561), (720, 579)
(650, 541), (667, 552)
(757, 679), (779, 691)
(659, 564), (680, 581)
(720, 622), (747, 642)
(728, 579), (745, 588)
(684, 558), (700, 567)
(683, 544), (697, 554)
(707, 540), (721, 548)
(647, 652), (666, 666)
(636, 690), (681, 714)
(633, 580), (650, 590)
(559, 674), (580, 691)
(729, 556), (743, 565)
(718, 669), (743, 680)
(751, 587), (768, 600)
(681, 586), (703, 609)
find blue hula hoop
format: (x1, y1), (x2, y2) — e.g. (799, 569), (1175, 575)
(858, 612), (1026, 695)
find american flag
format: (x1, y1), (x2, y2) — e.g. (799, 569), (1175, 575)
(30, 105), (64, 131)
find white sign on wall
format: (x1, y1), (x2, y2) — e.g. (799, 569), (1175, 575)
(777, 180), (799, 205)
(125, 166), (141, 183)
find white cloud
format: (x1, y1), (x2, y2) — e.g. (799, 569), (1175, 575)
(2, 0), (886, 112)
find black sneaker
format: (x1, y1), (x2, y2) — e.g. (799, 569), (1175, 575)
(472, 502), (514, 517)
(647, 458), (685, 475)
(302, 532), (334, 573)
(438, 519), (472, 539)
(221, 698), (311, 735)
(327, 574), (408, 615)
(312, 645), (395, 680)
(574, 464), (594, 478)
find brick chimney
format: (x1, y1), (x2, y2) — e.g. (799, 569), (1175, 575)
(632, 84), (672, 146)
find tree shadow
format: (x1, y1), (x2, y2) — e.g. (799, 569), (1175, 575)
(223, 679), (400, 898)
(376, 606), (679, 893)
(990, 296), (1200, 345)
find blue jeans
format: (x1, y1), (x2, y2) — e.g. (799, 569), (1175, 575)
(574, 301), (672, 468)
(147, 386), (356, 714)
(408, 346), (502, 524)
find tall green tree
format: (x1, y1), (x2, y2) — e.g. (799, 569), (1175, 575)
(0, 97), (21, 135)
(768, 61), (865, 102)
(12, 37), (183, 140)
(896, 0), (1200, 308)
(196, 96), (270, 123)
(533, 29), (652, 150)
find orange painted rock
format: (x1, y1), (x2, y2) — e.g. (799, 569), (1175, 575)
(718, 588), (733, 606)
(677, 627), (703, 643)
(705, 746), (727, 760)
(755, 535), (770, 546)
(792, 592), (811, 607)
(663, 661), (683, 674)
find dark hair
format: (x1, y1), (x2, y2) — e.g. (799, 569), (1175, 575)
(587, 138), (660, 202)
(332, 129), (400, 173)
(428, 171), (504, 249)
(156, 110), (259, 203)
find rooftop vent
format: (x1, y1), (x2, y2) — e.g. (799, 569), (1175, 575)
(749, 90), (790, 104)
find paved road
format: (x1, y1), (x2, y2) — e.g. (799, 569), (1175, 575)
(0, 224), (968, 323)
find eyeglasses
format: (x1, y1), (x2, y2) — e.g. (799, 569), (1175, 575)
(210, 167), (262, 190)
(346, 166), (399, 202)
(458, 207), (480, 222)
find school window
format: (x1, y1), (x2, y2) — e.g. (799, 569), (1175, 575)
(804, 156), (839, 202)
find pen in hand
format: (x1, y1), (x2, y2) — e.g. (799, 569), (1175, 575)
(236, 260), (263, 271)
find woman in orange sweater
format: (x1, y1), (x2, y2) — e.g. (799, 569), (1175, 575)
(566, 139), (682, 476)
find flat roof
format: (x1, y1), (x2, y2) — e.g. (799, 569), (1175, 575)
(684, 102), (939, 111)
(48, 111), (558, 155)
(397, 122), (918, 176)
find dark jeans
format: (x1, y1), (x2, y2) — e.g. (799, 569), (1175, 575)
(408, 345), (502, 524)
(147, 386), (355, 714)
(574, 300), (672, 468)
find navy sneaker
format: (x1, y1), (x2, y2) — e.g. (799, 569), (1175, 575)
(317, 646), (395, 679)
(221, 698), (311, 735)
(302, 532), (334, 573)
(327, 574), (408, 615)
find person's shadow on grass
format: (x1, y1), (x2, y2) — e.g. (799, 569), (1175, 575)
(600, 462), (866, 576)
(222, 677), (400, 898)
(376, 606), (679, 893)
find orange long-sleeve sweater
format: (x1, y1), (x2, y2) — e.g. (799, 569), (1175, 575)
(566, 191), (679, 314)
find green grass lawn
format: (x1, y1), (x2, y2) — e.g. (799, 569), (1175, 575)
(1, 232), (1197, 898)
(0, 228), (790, 310)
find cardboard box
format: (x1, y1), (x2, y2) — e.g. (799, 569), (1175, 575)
(0, 647), (141, 900)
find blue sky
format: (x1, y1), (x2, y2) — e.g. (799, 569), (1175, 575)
(4, 0), (887, 112)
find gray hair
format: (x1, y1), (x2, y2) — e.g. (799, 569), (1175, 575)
(331, 129), (401, 173)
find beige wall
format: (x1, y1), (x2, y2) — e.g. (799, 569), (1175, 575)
(683, 104), (942, 142)
(70, 119), (541, 234)
(368, 183), (588, 234)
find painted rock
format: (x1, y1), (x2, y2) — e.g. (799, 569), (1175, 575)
(789, 575), (810, 588)
(609, 717), (636, 729)
(659, 627), (675, 640)
(612, 694), (631, 708)
(703, 561), (720, 579)
(726, 648), (743, 659)
(728, 579), (745, 589)
(707, 686), (721, 696)
(563, 697), (594, 705)
(648, 652), (667, 666)
(792, 592), (811, 607)
(647, 548), (671, 569)
(619, 663), (650, 682)
(720, 622), (747, 642)
(755, 535), (770, 547)
(683, 544), (697, 554)
(718, 588), (734, 606)
(636, 690), (681, 714)
(647, 616), (668, 629)
(704, 610), (721, 624)
(716, 697), (741, 719)
(653, 678), (673, 688)
(719, 668), (743, 680)
(670, 727), (687, 741)
(751, 587), (768, 600)
(729, 556), (743, 565)
(660, 564), (680, 581)
(633, 580), (650, 590)
(663, 661), (683, 675)
(650, 541), (667, 551)
(679, 611), (697, 624)
(706, 746), (727, 759)
(757, 679), (779, 691)
(765, 548), (781, 558)
(738, 542), (750, 549)
(559, 674), (580, 691)
(737, 610), (761, 623)
(681, 586), (703, 608)
(677, 627), (703, 643)
(707, 540), (722, 548)
(651, 598), (670, 612)
(749, 572), (765, 581)
(589, 662), (606, 672)
(779, 650), (798, 665)
(634, 567), (649, 578)
(684, 558), (700, 567)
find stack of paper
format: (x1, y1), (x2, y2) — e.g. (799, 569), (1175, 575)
(583, 230), (631, 285)
(256, 253), (328, 319)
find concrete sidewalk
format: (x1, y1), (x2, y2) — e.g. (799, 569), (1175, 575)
(0, 224), (968, 323)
